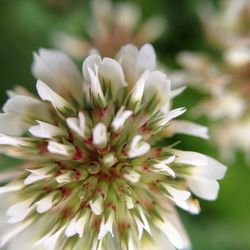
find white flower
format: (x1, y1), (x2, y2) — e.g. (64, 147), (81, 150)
(176, 4), (250, 162)
(0, 95), (51, 136)
(98, 210), (115, 240)
(0, 44), (226, 250)
(198, 0), (250, 48)
(29, 121), (65, 139)
(93, 123), (108, 148)
(224, 46), (250, 67)
(168, 120), (209, 139)
(176, 0), (250, 161)
(24, 165), (53, 185)
(117, 44), (156, 84)
(171, 149), (227, 200)
(65, 210), (90, 238)
(66, 112), (89, 138)
(111, 106), (133, 132)
(34, 226), (66, 250)
(7, 199), (34, 224)
(52, 0), (166, 58)
(35, 192), (59, 214)
(214, 117), (250, 162)
(127, 135), (151, 158)
(32, 48), (83, 101)
(36, 80), (75, 113)
(152, 155), (176, 177)
(89, 194), (104, 215)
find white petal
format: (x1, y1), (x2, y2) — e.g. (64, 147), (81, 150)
(170, 120), (209, 139)
(82, 55), (102, 83)
(93, 123), (108, 147)
(172, 150), (208, 166)
(134, 207), (151, 240)
(36, 80), (74, 112)
(76, 212), (89, 237)
(0, 95), (51, 136)
(116, 44), (139, 83)
(26, 165), (54, 176)
(135, 44), (156, 75)
(176, 199), (200, 215)
(65, 211), (89, 238)
(144, 71), (171, 106)
(35, 192), (57, 213)
(128, 135), (150, 158)
(130, 70), (149, 106)
(0, 114), (28, 137)
(100, 57), (126, 95)
(137, 206), (151, 235)
(24, 173), (48, 185)
(65, 217), (78, 237)
(187, 177), (220, 201)
(157, 108), (186, 127)
(156, 219), (186, 249)
(192, 157), (227, 180)
(133, 205), (152, 241)
(0, 182), (23, 194)
(0, 220), (32, 247)
(47, 141), (75, 157)
(0, 134), (30, 147)
(29, 121), (65, 139)
(98, 211), (115, 240)
(153, 156), (176, 177)
(170, 86), (186, 99)
(153, 163), (176, 177)
(134, 216), (144, 240)
(32, 48), (82, 100)
(87, 65), (105, 102)
(34, 227), (65, 250)
(111, 106), (132, 132)
(7, 199), (34, 224)
(139, 232), (176, 250)
(89, 195), (103, 215)
(3, 95), (48, 117)
(66, 112), (87, 138)
(160, 155), (176, 165)
(123, 168), (141, 183)
(191, 156), (227, 180)
(165, 186), (191, 203)
(55, 171), (72, 184)
(156, 207), (191, 250)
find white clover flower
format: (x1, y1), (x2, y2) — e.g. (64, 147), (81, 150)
(213, 117), (250, 162)
(176, 48), (250, 161)
(199, 0), (250, 49)
(175, 0), (250, 162)
(52, 0), (166, 58)
(0, 44), (226, 250)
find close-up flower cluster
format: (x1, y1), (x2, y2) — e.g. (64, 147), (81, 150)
(0, 0), (249, 249)
(176, 0), (250, 161)
(53, 0), (165, 58)
(0, 44), (226, 250)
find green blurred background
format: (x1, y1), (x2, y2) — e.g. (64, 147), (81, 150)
(0, 0), (249, 249)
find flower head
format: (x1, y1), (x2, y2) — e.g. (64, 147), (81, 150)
(172, 0), (250, 162)
(53, 0), (166, 58)
(0, 44), (226, 250)
(199, 0), (250, 49)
